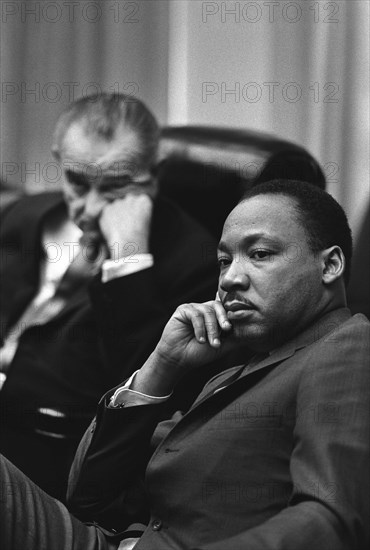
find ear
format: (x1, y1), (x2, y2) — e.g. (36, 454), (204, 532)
(321, 246), (345, 284)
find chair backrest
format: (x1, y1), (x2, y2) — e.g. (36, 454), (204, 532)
(347, 204), (370, 319)
(158, 126), (326, 239)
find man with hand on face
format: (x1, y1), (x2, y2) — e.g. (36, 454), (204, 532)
(1, 180), (368, 550)
(0, 93), (218, 500)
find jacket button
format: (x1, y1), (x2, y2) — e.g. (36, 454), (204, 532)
(151, 519), (162, 531)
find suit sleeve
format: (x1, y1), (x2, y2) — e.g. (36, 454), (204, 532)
(67, 390), (174, 530)
(193, 318), (370, 550)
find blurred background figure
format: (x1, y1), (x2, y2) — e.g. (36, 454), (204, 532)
(0, 93), (219, 500)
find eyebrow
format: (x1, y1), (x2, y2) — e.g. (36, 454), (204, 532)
(65, 170), (88, 186)
(65, 166), (134, 179)
(65, 169), (152, 190)
(217, 233), (281, 252)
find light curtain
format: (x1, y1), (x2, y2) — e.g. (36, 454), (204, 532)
(1, 0), (369, 239)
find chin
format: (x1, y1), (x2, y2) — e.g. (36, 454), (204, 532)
(230, 322), (269, 348)
(230, 322), (255, 341)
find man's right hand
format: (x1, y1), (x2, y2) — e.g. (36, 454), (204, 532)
(131, 301), (236, 396)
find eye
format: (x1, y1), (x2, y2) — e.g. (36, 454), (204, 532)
(101, 175), (131, 189)
(65, 171), (88, 195)
(100, 177), (152, 195)
(98, 176), (134, 198)
(250, 249), (272, 260)
(217, 256), (231, 268)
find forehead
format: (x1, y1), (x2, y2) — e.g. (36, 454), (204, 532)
(60, 122), (140, 167)
(220, 194), (308, 246)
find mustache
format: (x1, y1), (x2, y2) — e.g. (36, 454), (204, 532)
(220, 292), (256, 309)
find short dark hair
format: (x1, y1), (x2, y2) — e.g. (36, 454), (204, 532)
(52, 92), (160, 171)
(241, 180), (353, 285)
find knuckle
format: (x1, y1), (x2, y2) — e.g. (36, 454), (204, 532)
(203, 304), (216, 315)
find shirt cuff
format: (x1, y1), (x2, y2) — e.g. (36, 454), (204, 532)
(101, 254), (154, 283)
(109, 371), (172, 408)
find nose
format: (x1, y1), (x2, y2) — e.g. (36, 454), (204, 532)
(83, 189), (106, 220)
(219, 260), (250, 293)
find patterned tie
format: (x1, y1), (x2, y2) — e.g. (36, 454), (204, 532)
(0, 237), (107, 386)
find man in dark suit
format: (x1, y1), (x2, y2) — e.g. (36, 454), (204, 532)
(1, 180), (369, 550)
(0, 93), (218, 500)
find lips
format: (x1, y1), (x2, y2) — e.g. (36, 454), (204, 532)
(223, 301), (255, 321)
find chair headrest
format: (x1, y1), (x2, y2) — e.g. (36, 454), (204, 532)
(158, 126), (325, 238)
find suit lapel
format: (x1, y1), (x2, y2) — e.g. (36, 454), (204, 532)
(1, 191), (98, 331)
(2, 193), (66, 330)
(187, 348), (295, 416)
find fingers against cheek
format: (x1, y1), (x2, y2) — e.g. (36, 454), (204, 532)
(202, 307), (222, 347)
(186, 306), (207, 344)
(213, 301), (232, 332)
(182, 304), (230, 349)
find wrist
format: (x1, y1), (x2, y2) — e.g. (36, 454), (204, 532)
(132, 349), (182, 396)
(106, 237), (150, 259)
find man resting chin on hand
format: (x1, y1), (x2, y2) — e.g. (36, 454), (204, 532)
(1, 180), (369, 550)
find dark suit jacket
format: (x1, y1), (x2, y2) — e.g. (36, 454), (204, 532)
(0, 192), (219, 435)
(68, 308), (370, 550)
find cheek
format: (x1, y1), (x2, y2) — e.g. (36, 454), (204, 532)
(268, 273), (316, 313)
(257, 272), (299, 310)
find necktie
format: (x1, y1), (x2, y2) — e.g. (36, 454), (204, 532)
(0, 238), (107, 386)
(17, 241), (106, 327)
(193, 353), (267, 408)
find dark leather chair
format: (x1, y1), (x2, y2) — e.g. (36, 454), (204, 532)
(158, 126), (326, 239)
(347, 204), (369, 319)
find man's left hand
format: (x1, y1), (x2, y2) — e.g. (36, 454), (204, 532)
(99, 193), (153, 258)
